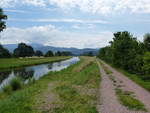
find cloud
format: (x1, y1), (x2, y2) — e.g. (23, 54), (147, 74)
(0, 25), (113, 48)
(48, 0), (150, 14)
(72, 24), (96, 29)
(1, 0), (150, 14)
(9, 18), (108, 24)
(5, 9), (30, 13)
(0, 0), (46, 8)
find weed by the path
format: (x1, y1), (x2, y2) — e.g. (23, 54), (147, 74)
(116, 88), (147, 111)
(2, 77), (23, 94)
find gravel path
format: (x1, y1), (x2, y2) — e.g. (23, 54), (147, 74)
(102, 61), (150, 112)
(96, 60), (149, 113)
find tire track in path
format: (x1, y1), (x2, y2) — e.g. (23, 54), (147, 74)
(96, 59), (147, 113)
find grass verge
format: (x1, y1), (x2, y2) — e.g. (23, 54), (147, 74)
(116, 88), (146, 111)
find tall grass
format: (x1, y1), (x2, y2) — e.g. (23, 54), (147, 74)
(2, 77), (23, 94)
(10, 77), (23, 91)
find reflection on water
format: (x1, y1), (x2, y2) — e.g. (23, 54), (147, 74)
(0, 57), (80, 88)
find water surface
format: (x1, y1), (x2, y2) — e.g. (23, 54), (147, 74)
(0, 57), (80, 88)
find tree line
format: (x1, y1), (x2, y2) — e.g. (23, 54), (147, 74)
(0, 43), (72, 58)
(98, 31), (150, 80)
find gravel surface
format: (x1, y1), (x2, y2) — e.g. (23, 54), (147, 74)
(97, 60), (149, 113)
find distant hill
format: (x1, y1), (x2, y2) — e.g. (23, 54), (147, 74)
(3, 43), (99, 56)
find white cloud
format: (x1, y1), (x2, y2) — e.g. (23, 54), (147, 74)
(0, 0), (46, 7)
(5, 9), (30, 13)
(9, 18), (108, 24)
(22, 0), (46, 7)
(72, 24), (96, 29)
(48, 0), (150, 14)
(1, 0), (150, 14)
(0, 25), (113, 48)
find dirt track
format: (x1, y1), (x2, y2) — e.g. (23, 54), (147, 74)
(97, 59), (150, 113)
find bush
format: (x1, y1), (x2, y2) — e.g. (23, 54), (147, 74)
(1, 77), (24, 94)
(10, 77), (23, 91)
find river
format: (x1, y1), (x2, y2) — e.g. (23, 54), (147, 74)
(0, 57), (80, 88)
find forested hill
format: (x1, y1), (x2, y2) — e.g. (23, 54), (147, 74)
(3, 43), (99, 56)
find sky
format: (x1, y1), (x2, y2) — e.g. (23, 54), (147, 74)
(0, 0), (150, 48)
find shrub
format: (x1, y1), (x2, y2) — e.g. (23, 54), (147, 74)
(10, 77), (23, 91)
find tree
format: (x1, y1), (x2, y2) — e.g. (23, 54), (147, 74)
(142, 52), (150, 75)
(45, 50), (54, 57)
(0, 44), (11, 58)
(14, 43), (34, 57)
(55, 51), (62, 56)
(35, 50), (43, 57)
(0, 8), (7, 33)
(82, 51), (93, 56)
(55, 51), (72, 56)
(61, 51), (72, 56)
(98, 31), (145, 74)
(144, 33), (150, 51)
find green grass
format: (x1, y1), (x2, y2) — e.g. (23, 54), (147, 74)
(116, 88), (146, 111)
(49, 57), (100, 113)
(0, 57), (100, 113)
(0, 56), (71, 70)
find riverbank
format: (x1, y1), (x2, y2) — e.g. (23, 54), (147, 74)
(0, 56), (71, 70)
(0, 56), (100, 113)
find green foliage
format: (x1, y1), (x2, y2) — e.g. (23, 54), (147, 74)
(1, 77), (23, 95)
(10, 77), (23, 91)
(0, 44), (11, 58)
(35, 50), (43, 56)
(98, 31), (149, 77)
(144, 33), (150, 51)
(14, 43), (34, 57)
(0, 8), (7, 32)
(55, 51), (72, 56)
(142, 52), (150, 76)
(82, 51), (94, 56)
(45, 50), (54, 57)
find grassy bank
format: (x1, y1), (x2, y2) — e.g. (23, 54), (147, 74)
(0, 56), (71, 69)
(0, 56), (100, 113)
